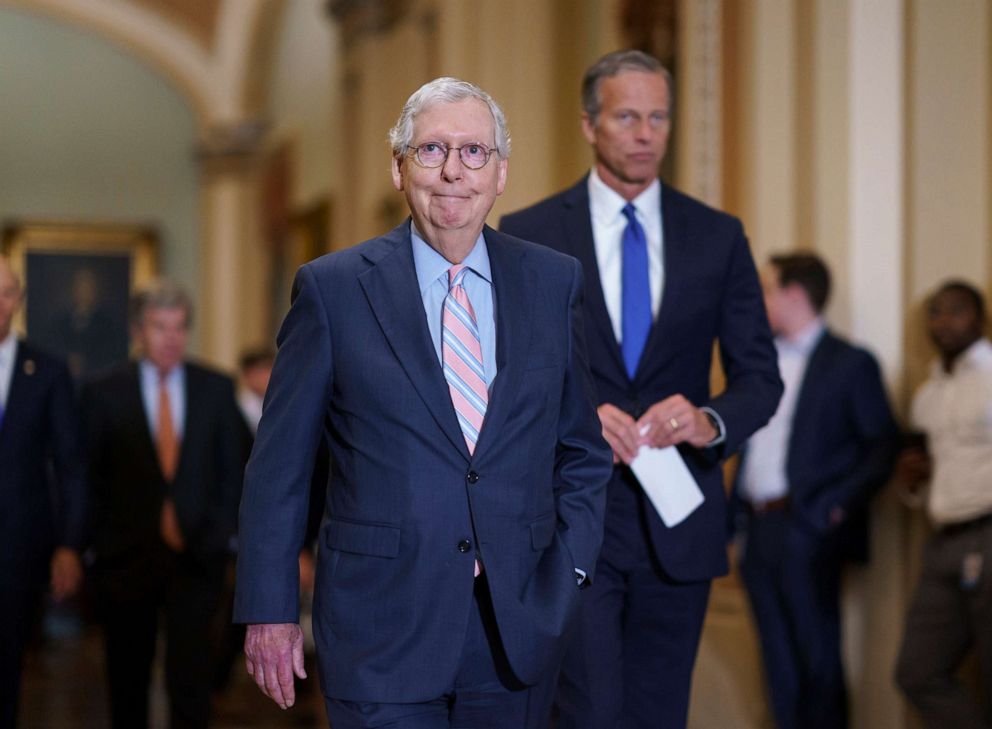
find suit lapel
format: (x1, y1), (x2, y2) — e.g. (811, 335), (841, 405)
(561, 180), (627, 379)
(127, 363), (166, 482)
(358, 223), (469, 459)
(174, 363), (197, 482)
(1, 343), (33, 442)
(789, 331), (834, 445)
(637, 183), (689, 383)
(472, 227), (529, 458)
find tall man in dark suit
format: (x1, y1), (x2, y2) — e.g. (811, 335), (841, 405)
(732, 253), (897, 729)
(235, 77), (612, 729)
(83, 280), (249, 729)
(0, 256), (86, 729)
(500, 50), (783, 729)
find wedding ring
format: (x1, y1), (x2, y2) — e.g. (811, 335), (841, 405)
(669, 417), (680, 431)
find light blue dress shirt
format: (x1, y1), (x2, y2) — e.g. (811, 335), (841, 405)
(410, 225), (497, 390)
(139, 360), (186, 439)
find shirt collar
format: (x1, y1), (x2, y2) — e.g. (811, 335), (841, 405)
(139, 358), (183, 384)
(0, 329), (17, 355)
(777, 318), (825, 356)
(588, 167), (661, 225)
(0, 331), (16, 365)
(931, 337), (992, 378)
(410, 222), (492, 295)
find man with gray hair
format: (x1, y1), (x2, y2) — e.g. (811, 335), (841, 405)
(83, 278), (249, 729)
(235, 77), (611, 728)
(501, 50), (781, 728)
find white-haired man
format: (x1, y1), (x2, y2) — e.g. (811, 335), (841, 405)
(234, 77), (612, 728)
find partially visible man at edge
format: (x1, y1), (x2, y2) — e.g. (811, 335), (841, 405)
(0, 255), (86, 729)
(895, 281), (992, 729)
(234, 77), (612, 729)
(500, 50), (782, 729)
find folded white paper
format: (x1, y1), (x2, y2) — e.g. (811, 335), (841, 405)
(630, 445), (705, 528)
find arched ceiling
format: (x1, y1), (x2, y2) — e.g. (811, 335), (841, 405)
(0, 0), (286, 128)
(130, 0), (223, 52)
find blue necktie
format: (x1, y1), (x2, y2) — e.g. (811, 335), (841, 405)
(621, 203), (651, 379)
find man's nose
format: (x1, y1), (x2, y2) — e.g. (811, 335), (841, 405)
(440, 148), (464, 181)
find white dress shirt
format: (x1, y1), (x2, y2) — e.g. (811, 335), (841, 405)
(741, 320), (825, 505)
(0, 331), (17, 411)
(139, 359), (186, 439)
(238, 389), (264, 436)
(588, 169), (664, 343)
(410, 224), (497, 390)
(911, 337), (992, 525)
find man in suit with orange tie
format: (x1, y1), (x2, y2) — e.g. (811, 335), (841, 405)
(234, 77), (612, 729)
(0, 255), (86, 729)
(83, 280), (249, 729)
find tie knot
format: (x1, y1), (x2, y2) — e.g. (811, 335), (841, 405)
(622, 203), (638, 223)
(448, 264), (468, 290)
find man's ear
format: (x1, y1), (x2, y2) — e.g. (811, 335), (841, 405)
(391, 156), (404, 191)
(580, 112), (597, 146)
(495, 158), (508, 196)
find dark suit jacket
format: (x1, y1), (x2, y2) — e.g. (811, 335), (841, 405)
(500, 178), (783, 582)
(0, 341), (85, 583)
(83, 362), (248, 579)
(733, 330), (899, 562)
(234, 222), (612, 702)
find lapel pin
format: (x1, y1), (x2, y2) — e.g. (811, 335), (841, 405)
(24, 359), (36, 375)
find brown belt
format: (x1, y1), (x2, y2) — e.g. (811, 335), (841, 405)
(747, 496), (790, 515)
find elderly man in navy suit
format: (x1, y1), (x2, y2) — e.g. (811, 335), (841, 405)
(500, 50), (782, 729)
(235, 77), (612, 729)
(733, 253), (897, 729)
(0, 255), (86, 729)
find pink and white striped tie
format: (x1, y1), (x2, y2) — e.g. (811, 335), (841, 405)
(442, 264), (488, 455)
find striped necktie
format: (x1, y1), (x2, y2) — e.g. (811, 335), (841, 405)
(442, 264), (488, 455)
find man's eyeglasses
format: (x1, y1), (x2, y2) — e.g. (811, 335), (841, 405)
(406, 141), (496, 170)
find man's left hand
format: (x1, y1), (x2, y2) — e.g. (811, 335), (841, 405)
(637, 394), (717, 449)
(50, 547), (83, 602)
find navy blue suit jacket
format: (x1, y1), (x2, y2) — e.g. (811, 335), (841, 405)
(0, 342), (85, 585)
(234, 223), (612, 702)
(733, 331), (899, 562)
(500, 178), (782, 582)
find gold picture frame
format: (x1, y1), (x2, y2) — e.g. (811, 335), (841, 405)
(1, 220), (158, 378)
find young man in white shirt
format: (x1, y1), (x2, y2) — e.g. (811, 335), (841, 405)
(895, 280), (992, 728)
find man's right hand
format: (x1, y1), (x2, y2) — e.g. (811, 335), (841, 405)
(598, 403), (641, 465)
(244, 623), (307, 710)
(892, 448), (932, 505)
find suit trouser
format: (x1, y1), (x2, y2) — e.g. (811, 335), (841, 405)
(556, 476), (711, 729)
(895, 515), (992, 729)
(325, 575), (556, 729)
(94, 547), (226, 729)
(0, 561), (44, 729)
(739, 510), (847, 729)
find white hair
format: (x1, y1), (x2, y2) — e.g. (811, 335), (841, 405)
(388, 77), (511, 159)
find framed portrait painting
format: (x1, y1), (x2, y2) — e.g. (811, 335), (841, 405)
(1, 221), (158, 380)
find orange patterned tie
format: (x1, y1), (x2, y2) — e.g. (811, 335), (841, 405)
(156, 372), (179, 481)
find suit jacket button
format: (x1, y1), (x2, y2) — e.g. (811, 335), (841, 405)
(466, 471), (480, 484)
(457, 539), (472, 553)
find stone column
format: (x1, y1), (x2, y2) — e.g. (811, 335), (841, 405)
(196, 119), (267, 369)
